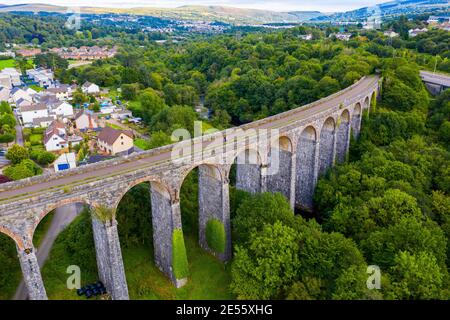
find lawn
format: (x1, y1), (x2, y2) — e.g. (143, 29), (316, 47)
(123, 235), (233, 300)
(28, 85), (44, 92)
(106, 122), (123, 130)
(42, 230), (232, 300)
(29, 133), (43, 146)
(134, 138), (151, 150)
(0, 59), (15, 70)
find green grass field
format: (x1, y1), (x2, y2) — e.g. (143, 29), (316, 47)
(123, 235), (233, 300)
(41, 223), (232, 300)
(0, 59), (15, 70)
(134, 138), (151, 150)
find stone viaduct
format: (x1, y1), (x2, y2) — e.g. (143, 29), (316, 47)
(0, 75), (381, 300)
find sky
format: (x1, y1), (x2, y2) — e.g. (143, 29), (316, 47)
(1, 0), (390, 13)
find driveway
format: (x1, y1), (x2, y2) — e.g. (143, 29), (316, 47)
(13, 203), (83, 300)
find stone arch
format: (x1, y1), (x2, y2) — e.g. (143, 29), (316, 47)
(231, 148), (263, 194)
(267, 135), (294, 203)
(370, 90), (377, 111)
(175, 162), (231, 262)
(113, 176), (172, 212)
(318, 117), (336, 176)
(351, 102), (362, 138)
(29, 196), (94, 241)
(295, 125), (317, 209)
(0, 225), (24, 249)
(335, 109), (351, 164)
(363, 96), (370, 110)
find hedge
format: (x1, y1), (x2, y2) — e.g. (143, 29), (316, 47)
(206, 219), (226, 254)
(172, 229), (189, 280)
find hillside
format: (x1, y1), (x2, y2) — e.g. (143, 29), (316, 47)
(0, 3), (323, 24)
(313, 0), (450, 22)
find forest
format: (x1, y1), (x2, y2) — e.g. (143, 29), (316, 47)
(0, 13), (449, 300)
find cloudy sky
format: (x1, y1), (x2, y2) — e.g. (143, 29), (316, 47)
(2, 0), (389, 12)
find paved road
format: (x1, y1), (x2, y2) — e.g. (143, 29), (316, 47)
(14, 112), (23, 146)
(420, 70), (450, 87)
(0, 76), (379, 202)
(13, 203), (83, 300)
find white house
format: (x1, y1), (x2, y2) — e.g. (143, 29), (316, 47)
(44, 120), (68, 152)
(50, 101), (74, 117)
(20, 104), (49, 125)
(32, 116), (56, 128)
(0, 68), (21, 87)
(408, 28), (428, 37)
(15, 98), (32, 109)
(0, 74), (11, 89)
(0, 86), (10, 102)
(47, 86), (71, 100)
(100, 105), (116, 114)
(11, 88), (33, 104)
(333, 33), (352, 41)
(384, 31), (399, 38)
(26, 68), (54, 87)
(299, 34), (313, 40)
(54, 152), (76, 171)
(74, 110), (99, 131)
(81, 82), (100, 94)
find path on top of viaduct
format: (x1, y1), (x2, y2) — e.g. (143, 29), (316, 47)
(0, 75), (381, 300)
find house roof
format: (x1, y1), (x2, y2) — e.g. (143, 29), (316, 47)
(20, 103), (47, 112)
(82, 81), (93, 88)
(47, 86), (69, 94)
(44, 120), (66, 144)
(97, 127), (133, 146)
(32, 116), (55, 126)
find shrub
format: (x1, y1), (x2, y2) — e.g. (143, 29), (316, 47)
(172, 229), (189, 280)
(5, 144), (28, 164)
(206, 219), (226, 254)
(0, 133), (14, 143)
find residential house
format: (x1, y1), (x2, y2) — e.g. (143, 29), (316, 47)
(16, 48), (41, 57)
(81, 82), (100, 95)
(20, 103), (49, 125)
(0, 73), (11, 89)
(46, 85), (72, 100)
(332, 33), (352, 41)
(54, 152), (76, 171)
(50, 101), (74, 118)
(299, 34), (313, 40)
(383, 31), (399, 38)
(97, 127), (134, 156)
(11, 88), (33, 104)
(74, 110), (99, 131)
(15, 98), (33, 109)
(44, 120), (68, 152)
(408, 28), (428, 37)
(32, 116), (56, 128)
(0, 86), (10, 102)
(0, 68), (21, 87)
(26, 68), (54, 87)
(111, 109), (133, 121)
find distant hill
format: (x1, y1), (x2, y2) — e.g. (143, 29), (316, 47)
(313, 0), (450, 22)
(0, 3), (325, 24)
(0, 1), (447, 24)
